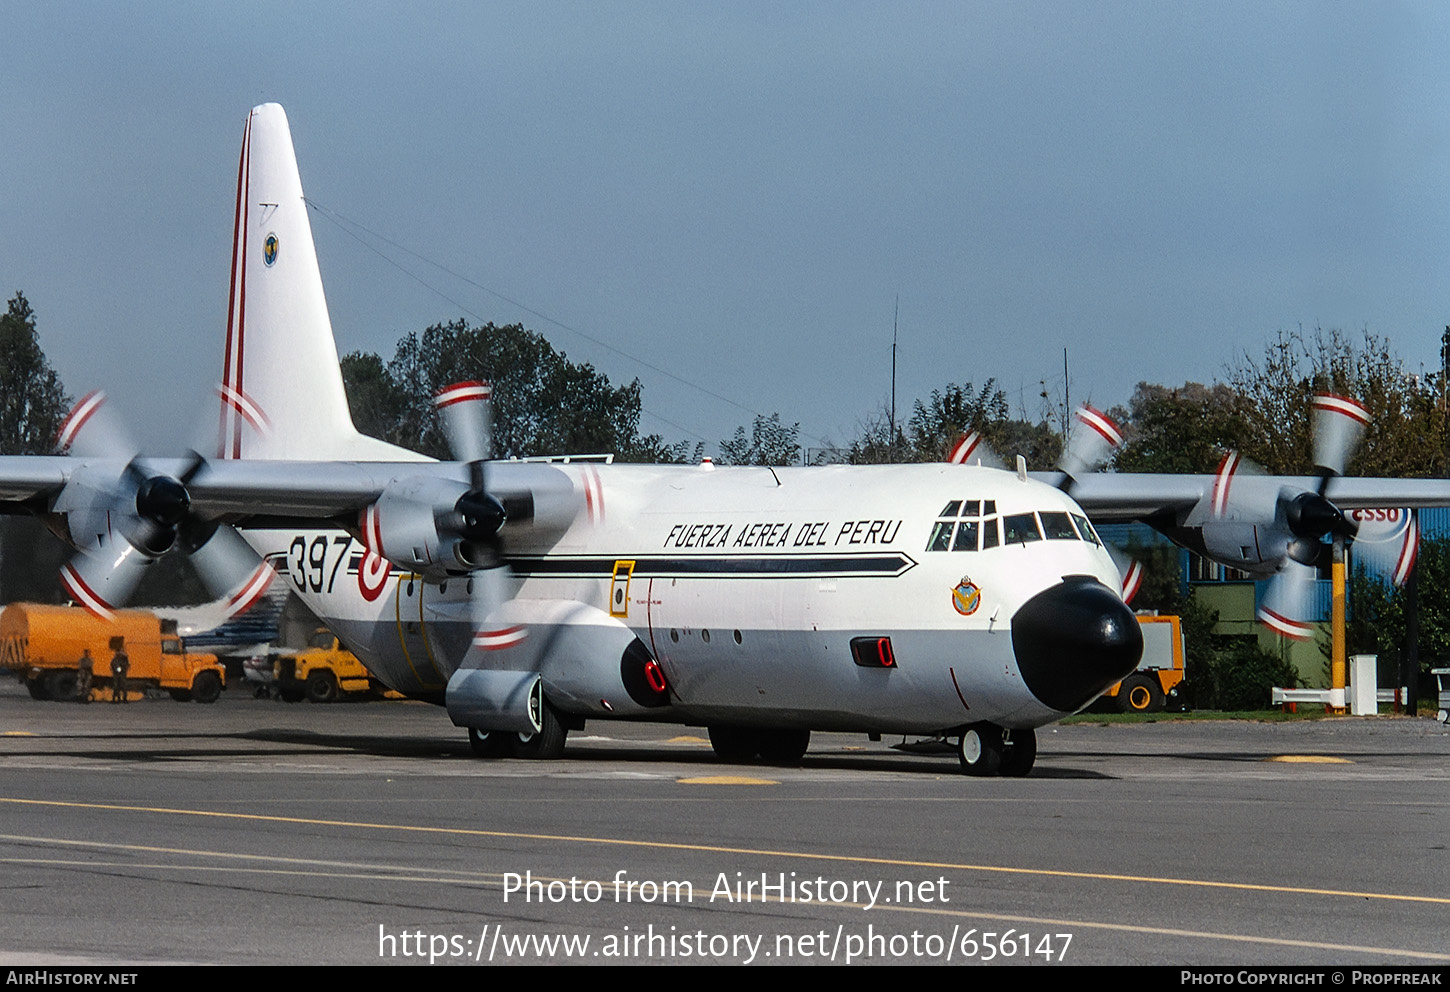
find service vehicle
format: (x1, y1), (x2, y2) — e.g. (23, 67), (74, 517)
(1100, 614), (1186, 713)
(0, 603), (226, 702)
(273, 629), (382, 702)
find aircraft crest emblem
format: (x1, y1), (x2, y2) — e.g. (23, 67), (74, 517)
(951, 576), (981, 616)
(263, 233), (279, 266)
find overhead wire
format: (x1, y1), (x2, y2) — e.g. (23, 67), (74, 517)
(303, 198), (829, 448)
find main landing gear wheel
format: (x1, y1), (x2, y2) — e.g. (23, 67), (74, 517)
(1118, 674), (1165, 713)
(757, 729), (811, 766)
(708, 725), (759, 763)
(958, 723), (1003, 776)
(468, 727), (511, 758)
(514, 699), (567, 759)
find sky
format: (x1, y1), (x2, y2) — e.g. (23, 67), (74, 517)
(5, 2), (1450, 458)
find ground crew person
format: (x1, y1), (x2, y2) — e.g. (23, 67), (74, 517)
(76, 649), (94, 703)
(109, 638), (129, 703)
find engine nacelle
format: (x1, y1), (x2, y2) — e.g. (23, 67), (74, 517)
(363, 464), (586, 580)
(365, 475), (480, 580)
(443, 599), (671, 728)
(446, 669), (544, 734)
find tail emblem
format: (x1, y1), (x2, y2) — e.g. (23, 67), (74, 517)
(263, 233), (278, 266)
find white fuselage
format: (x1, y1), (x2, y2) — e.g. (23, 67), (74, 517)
(243, 460), (1129, 736)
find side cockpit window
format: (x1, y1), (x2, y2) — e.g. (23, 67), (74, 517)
(1040, 511), (1077, 540)
(1003, 513), (1042, 544)
(1071, 512), (1101, 546)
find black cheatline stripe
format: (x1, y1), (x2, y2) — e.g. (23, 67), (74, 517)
(508, 554), (915, 578)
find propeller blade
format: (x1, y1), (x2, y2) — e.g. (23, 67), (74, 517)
(946, 430), (1004, 470)
(182, 521), (277, 618)
(1059, 405), (1123, 480)
(60, 538), (153, 620)
(1311, 393), (1368, 486)
(1105, 544), (1144, 605)
(1350, 508), (1418, 587)
(435, 381), (493, 465)
(1257, 560), (1318, 641)
(466, 564), (525, 656)
(54, 390), (135, 458)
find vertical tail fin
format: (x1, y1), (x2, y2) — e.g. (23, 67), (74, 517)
(218, 104), (424, 462)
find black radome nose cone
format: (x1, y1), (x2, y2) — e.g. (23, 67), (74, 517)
(1012, 576), (1143, 713)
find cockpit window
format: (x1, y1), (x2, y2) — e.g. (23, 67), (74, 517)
(939, 500), (961, 518)
(1040, 511), (1077, 540)
(952, 520), (979, 551)
(984, 500), (996, 514)
(1071, 512), (1101, 546)
(981, 517), (1000, 549)
(1003, 513), (1042, 544)
(960, 500), (980, 517)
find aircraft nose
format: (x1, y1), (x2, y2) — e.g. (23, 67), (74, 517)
(1011, 575), (1143, 713)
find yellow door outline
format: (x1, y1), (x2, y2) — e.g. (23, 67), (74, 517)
(610, 560), (635, 618)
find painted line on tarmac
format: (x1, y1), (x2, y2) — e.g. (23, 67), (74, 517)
(2, 827), (1446, 962)
(4, 795), (1448, 912)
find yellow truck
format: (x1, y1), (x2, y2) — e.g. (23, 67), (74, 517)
(0, 603), (226, 703)
(1100, 614), (1186, 713)
(273, 629), (381, 703)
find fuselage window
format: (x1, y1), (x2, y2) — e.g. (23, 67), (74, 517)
(1040, 511), (1077, 540)
(952, 520), (979, 551)
(981, 517), (1000, 549)
(1071, 512), (1101, 546)
(1003, 512), (1041, 544)
(927, 520), (954, 552)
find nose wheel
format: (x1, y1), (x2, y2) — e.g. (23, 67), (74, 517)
(958, 724), (1036, 777)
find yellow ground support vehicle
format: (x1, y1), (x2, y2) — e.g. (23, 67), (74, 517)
(0, 603), (226, 703)
(274, 629), (380, 703)
(1100, 614), (1186, 713)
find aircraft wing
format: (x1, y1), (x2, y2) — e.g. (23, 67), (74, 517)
(0, 457), (73, 503)
(1059, 472), (1450, 524)
(0, 456), (423, 521)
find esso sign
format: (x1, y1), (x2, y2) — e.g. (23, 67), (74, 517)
(1349, 507), (1403, 523)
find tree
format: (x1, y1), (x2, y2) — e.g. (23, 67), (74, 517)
(1224, 326), (1450, 477)
(906, 381), (1009, 462)
(1112, 382), (1253, 474)
(0, 292), (70, 455)
(718, 413), (801, 466)
(0, 293), (71, 604)
(340, 319), (692, 462)
(846, 380), (1062, 468)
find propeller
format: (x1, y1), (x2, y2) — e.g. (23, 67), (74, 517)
(432, 381), (523, 657)
(1227, 392), (1371, 636)
(51, 392), (273, 620)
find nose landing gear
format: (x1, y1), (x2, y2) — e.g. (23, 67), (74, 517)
(957, 723), (1036, 778)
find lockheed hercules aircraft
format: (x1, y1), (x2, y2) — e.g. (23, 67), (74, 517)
(2, 105), (1431, 776)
